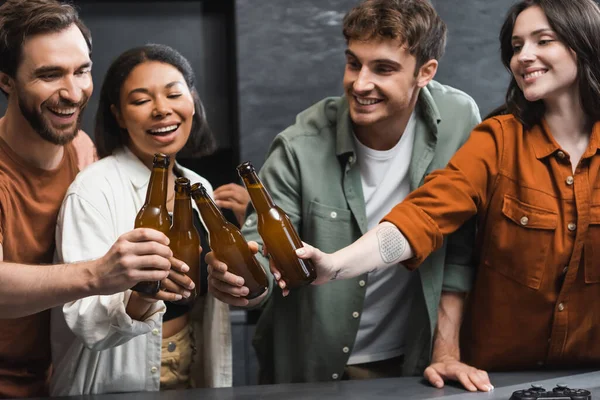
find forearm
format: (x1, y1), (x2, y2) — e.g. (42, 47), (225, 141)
(328, 221), (413, 280)
(0, 260), (95, 318)
(431, 291), (466, 362)
(125, 292), (155, 321)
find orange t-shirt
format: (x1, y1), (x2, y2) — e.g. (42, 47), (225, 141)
(0, 136), (79, 398)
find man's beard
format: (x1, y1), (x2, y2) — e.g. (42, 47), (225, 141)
(18, 97), (87, 146)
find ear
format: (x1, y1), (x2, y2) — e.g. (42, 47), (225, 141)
(110, 104), (126, 129)
(415, 59), (438, 88)
(0, 71), (14, 95)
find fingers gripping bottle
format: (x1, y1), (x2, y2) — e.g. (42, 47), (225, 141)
(191, 183), (268, 299)
(237, 161), (316, 289)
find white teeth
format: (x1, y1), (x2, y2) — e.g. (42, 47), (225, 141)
(49, 107), (77, 115)
(355, 96), (381, 106)
(524, 70), (547, 79)
(149, 125), (178, 134)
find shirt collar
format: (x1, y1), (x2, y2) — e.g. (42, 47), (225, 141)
(533, 118), (600, 160)
(335, 84), (441, 159)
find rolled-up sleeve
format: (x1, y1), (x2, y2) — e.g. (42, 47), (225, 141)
(55, 190), (164, 351)
(383, 118), (503, 269)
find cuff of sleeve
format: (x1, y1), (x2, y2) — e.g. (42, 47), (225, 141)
(442, 263), (475, 292)
(111, 291), (166, 336)
(381, 203), (443, 270)
(246, 252), (273, 310)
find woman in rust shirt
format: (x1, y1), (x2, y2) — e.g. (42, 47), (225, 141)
(289, 0), (600, 379)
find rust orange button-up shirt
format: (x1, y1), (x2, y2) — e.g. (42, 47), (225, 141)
(384, 114), (600, 371)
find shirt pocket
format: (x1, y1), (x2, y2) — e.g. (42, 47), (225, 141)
(585, 204), (600, 283)
(305, 201), (353, 253)
(485, 194), (557, 289)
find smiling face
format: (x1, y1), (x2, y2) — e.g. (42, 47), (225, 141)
(8, 24), (92, 145)
(509, 5), (578, 103)
(343, 37), (435, 135)
(113, 61), (195, 163)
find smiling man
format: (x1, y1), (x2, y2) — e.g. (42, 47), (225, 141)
(207, 0), (489, 391)
(0, 1), (183, 397)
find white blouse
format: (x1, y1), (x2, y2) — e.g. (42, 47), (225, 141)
(50, 147), (232, 395)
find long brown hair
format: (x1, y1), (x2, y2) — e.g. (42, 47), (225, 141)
(500, 0), (600, 128)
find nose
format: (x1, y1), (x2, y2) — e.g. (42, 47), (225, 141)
(353, 67), (375, 93)
(517, 43), (536, 64)
(152, 97), (172, 118)
(59, 76), (83, 104)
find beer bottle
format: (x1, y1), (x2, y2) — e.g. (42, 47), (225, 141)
(191, 183), (268, 299)
(169, 177), (200, 303)
(237, 161), (316, 289)
(131, 153), (171, 295)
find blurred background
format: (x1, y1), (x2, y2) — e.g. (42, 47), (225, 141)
(0, 0), (523, 386)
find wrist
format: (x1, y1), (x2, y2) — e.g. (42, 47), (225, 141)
(431, 353), (459, 364)
(80, 258), (101, 296)
(126, 291), (156, 321)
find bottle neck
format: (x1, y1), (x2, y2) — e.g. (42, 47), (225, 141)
(193, 191), (228, 231)
(172, 192), (194, 230)
(240, 171), (274, 214)
(145, 166), (168, 207)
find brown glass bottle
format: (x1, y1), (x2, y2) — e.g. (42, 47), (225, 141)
(237, 161), (316, 289)
(169, 177), (201, 303)
(191, 183), (268, 299)
(131, 153), (171, 295)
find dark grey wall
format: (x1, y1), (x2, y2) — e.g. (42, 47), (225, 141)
(236, 0), (516, 168)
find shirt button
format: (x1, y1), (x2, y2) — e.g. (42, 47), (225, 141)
(342, 346), (350, 353)
(352, 311), (360, 318)
(332, 373), (339, 380)
(330, 211), (337, 219)
(520, 216), (529, 226)
(151, 328), (159, 336)
(568, 223), (577, 231)
(566, 176), (574, 185)
(358, 280), (366, 287)
(556, 151), (566, 159)
(245, 219), (253, 227)
(150, 366), (158, 373)
(558, 302), (565, 311)
(348, 156), (355, 164)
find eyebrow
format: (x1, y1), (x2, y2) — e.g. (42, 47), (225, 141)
(127, 81), (185, 96)
(344, 49), (402, 68)
(511, 28), (554, 40)
(33, 61), (92, 76)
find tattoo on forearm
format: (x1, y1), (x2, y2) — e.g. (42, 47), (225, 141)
(330, 270), (340, 281)
(377, 226), (407, 264)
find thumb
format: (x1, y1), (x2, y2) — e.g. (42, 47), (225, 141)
(295, 241), (316, 260)
(424, 365), (445, 389)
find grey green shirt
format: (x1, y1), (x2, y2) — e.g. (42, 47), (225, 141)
(242, 80), (481, 383)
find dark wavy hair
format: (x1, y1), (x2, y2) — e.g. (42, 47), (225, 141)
(0, 0), (92, 97)
(342, 0), (446, 72)
(500, 0), (600, 128)
(95, 43), (215, 159)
